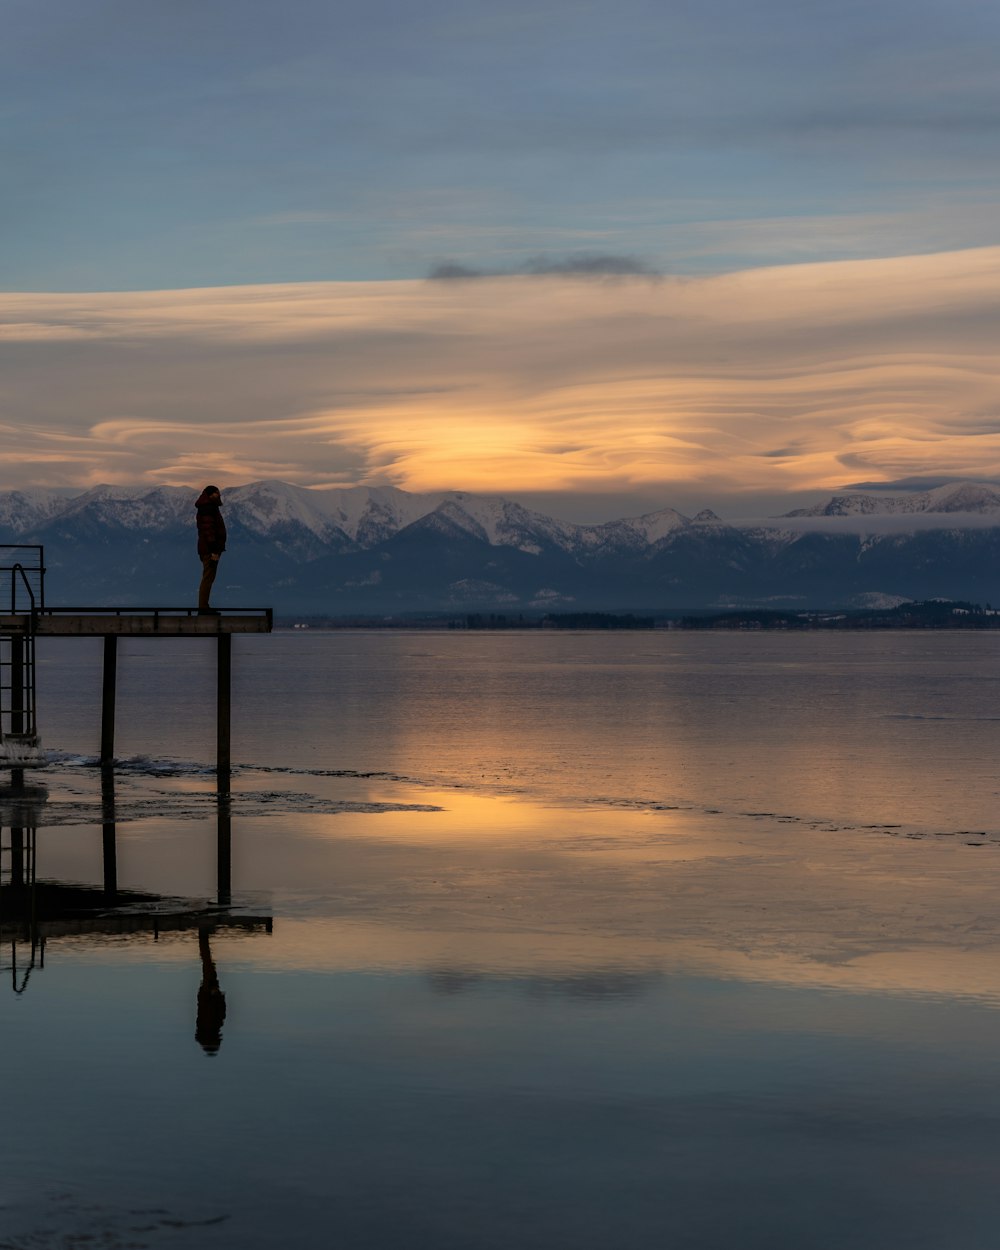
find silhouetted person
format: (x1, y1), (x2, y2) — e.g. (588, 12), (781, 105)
(195, 928), (227, 1055)
(196, 485), (227, 616)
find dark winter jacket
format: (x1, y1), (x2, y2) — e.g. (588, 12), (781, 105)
(196, 490), (227, 558)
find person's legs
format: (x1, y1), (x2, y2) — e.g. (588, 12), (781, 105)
(198, 557), (219, 610)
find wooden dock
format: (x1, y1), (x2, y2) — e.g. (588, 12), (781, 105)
(0, 607), (272, 637)
(0, 555), (277, 997)
(1, 607), (273, 791)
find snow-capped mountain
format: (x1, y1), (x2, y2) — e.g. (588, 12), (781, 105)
(234, 481), (450, 546)
(3, 479), (1000, 612)
(784, 481), (1000, 518)
(0, 488), (77, 533)
(54, 484), (193, 530)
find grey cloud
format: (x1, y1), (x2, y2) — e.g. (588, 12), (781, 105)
(427, 262), (487, 280)
(522, 254), (658, 277)
(782, 103), (1000, 141)
(928, 418), (1000, 437)
(428, 254), (659, 280)
(837, 453), (877, 471)
(753, 513), (1000, 535)
(845, 475), (1000, 493)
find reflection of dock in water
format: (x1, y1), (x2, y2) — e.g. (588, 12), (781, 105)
(1, 884), (273, 942)
(0, 777), (272, 995)
(0, 548), (272, 1050)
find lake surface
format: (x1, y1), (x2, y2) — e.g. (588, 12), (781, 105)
(4, 632), (1000, 1249)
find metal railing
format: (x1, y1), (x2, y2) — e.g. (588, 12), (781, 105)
(0, 545), (44, 614)
(36, 605), (272, 622)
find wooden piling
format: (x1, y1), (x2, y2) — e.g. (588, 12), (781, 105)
(0, 609), (270, 784)
(100, 635), (118, 766)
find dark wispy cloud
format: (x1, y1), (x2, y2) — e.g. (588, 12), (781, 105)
(757, 446), (802, 460)
(844, 475), (1000, 493)
(427, 254), (659, 280)
(524, 255), (658, 277)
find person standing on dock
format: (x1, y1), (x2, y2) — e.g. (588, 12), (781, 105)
(196, 485), (227, 616)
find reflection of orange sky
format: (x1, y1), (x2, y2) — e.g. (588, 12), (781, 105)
(36, 789), (1000, 1005)
(362, 670), (980, 834)
(47, 916), (1000, 1007)
(3, 246), (1000, 497)
(231, 927), (1000, 1005)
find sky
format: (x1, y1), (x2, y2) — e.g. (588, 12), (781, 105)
(3, 0), (1000, 520)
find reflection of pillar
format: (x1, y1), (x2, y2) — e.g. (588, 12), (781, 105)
(101, 766), (117, 902)
(217, 633), (231, 795)
(10, 826), (24, 888)
(217, 797), (232, 906)
(101, 636), (118, 767)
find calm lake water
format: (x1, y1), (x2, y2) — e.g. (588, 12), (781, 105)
(4, 631), (1000, 1249)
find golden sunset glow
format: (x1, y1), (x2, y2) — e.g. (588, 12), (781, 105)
(3, 246), (1000, 504)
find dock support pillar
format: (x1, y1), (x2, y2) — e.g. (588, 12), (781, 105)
(101, 635), (118, 766)
(217, 633), (231, 794)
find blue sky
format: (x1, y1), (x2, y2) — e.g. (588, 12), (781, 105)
(6, 0), (1000, 289)
(3, 0), (1000, 516)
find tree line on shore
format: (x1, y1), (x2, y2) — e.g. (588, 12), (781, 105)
(277, 601), (1000, 630)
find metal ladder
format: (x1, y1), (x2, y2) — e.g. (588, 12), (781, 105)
(0, 546), (46, 988)
(0, 546), (45, 768)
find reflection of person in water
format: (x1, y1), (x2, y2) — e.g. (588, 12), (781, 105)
(196, 929), (227, 1055)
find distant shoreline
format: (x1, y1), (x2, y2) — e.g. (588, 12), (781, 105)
(275, 601), (1000, 631)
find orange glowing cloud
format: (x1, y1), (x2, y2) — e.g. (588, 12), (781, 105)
(1, 246), (999, 500)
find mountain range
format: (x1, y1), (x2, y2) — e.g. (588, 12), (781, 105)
(3, 479), (1000, 614)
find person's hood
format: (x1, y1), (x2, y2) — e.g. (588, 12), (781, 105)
(196, 490), (222, 508)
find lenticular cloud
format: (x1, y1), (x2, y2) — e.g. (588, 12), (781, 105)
(1, 246), (999, 501)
